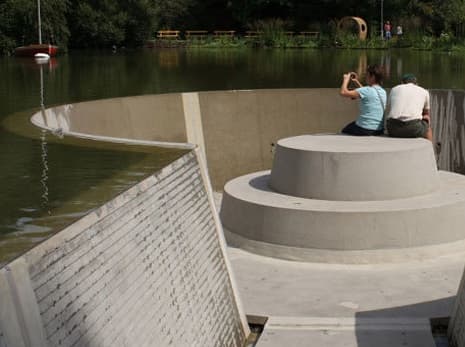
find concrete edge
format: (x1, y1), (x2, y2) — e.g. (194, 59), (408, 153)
(224, 228), (465, 264)
(183, 92), (208, 165)
(264, 316), (432, 331)
(194, 148), (251, 338)
(30, 109), (194, 150)
(0, 258), (47, 347)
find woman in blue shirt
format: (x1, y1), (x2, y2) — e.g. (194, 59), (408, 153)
(339, 64), (386, 136)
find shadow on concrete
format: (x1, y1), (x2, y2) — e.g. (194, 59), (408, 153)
(355, 297), (455, 347)
(248, 174), (271, 191)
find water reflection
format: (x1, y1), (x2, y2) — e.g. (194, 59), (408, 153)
(158, 49), (180, 68)
(40, 129), (50, 214)
(37, 59), (52, 215)
(356, 51), (367, 78)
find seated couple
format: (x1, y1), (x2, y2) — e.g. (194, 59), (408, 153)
(339, 65), (432, 141)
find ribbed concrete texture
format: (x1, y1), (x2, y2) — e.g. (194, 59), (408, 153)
(270, 135), (440, 200)
(221, 134), (465, 263)
(0, 151), (248, 347)
(449, 267), (465, 347)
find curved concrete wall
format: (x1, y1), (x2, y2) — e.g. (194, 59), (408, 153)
(33, 93), (187, 143)
(32, 89), (357, 143)
(31, 89), (359, 189)
(30, 88), (465, 190)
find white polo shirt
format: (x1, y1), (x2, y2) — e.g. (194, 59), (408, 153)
(387, 83), (430, 121)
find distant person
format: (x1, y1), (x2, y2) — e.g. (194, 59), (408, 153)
(339, 64), (387, 136)
(396, 25), (403, 38)
(384, 21), (392, 40)
(386, 73), (433, 141)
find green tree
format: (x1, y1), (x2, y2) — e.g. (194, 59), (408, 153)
(152, 0), (195, 29)
(68, 0), (127, 47)
(121, 0), (157, 45)
(434, 0), (465, 37)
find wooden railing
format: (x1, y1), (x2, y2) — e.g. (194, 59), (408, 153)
(153, 30), (321, 41)
(245, 31), (262, 38)
(213, 30), (235, 37)
(186, 30), (208, 39)
(299, 31), (320, 39)
(157, 30), (180, 39)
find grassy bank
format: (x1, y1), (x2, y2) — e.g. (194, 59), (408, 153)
(175, 31), (465, 52)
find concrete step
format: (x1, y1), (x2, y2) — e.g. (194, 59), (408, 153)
(270, 135), (439, 201)
(255, 317), (437, 347)
(221, 170), (465, 263)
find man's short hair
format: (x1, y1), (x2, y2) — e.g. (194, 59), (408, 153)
(402, 73), (417, 84)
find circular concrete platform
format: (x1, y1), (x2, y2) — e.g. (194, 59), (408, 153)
(220, 134), (465, 263)
(221, 170), (465, 262)
(270, 135), (439, 201)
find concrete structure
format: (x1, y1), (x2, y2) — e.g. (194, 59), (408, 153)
(221, 134), (465, 263)
(30, 89), (359, 191)
(18, 88), (465, 346)
(226, 244), (464, 347)
(270, 135), (439, 200)
(447, 257), (465, 347)
(450, 268), (465, 347)
(0, 151), (249, 347)
(26, 88), (465, 192)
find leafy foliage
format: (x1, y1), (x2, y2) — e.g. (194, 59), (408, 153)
(1, 0), (465, 52)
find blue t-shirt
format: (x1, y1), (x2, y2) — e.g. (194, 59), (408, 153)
(355, 85), (387, 131)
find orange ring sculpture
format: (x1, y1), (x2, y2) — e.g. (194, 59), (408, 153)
(338, 16), (368, 41)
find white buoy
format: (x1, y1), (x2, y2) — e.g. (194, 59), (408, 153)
(34, 52), (50, 63)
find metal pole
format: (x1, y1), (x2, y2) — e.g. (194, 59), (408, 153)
(37, 0), (42, 44)
(380, 0), (384, 40)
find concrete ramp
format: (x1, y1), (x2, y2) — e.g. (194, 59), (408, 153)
(221, 134), (465, 263)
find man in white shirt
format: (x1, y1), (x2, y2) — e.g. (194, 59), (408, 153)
(386, 73), (433, 141)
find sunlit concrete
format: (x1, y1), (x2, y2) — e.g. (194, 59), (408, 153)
(221, 134), (465, 263)
(27, 88), (465, 346)
(270, 135), (439, 200)
(227, 245), (463, 347)
(30, 89), (359, 190)
(215, 186), (465, 347)
(221, 170), (465, 261)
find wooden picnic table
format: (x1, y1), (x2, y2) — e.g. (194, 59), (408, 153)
(186, 30), (208, 39)
(213, 30), (235, 37)
(299, 31), (320, 39)
(157, 30), (180, 39)
(245, 31), (262, 37)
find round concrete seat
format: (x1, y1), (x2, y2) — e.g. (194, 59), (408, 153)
(220, 170), (465, 262)
(270, 135), (440, 201)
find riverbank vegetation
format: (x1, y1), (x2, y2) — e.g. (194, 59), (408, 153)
(2, 0), (465, 54)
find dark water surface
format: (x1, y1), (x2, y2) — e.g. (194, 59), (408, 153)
(1, 48), (465, 265)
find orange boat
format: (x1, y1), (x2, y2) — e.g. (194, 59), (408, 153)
(15, 43), (58, 57)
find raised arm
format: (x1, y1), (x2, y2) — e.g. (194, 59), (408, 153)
(340, 73), (360, 99)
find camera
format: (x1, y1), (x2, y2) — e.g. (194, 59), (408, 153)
(349, 73), (357, 79)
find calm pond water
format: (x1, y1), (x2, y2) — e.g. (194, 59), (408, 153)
(1, 47), (465, 265)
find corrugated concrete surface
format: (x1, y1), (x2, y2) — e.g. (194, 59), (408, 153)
(449, 267), (465, 347)
(0, 151), (248, 347)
